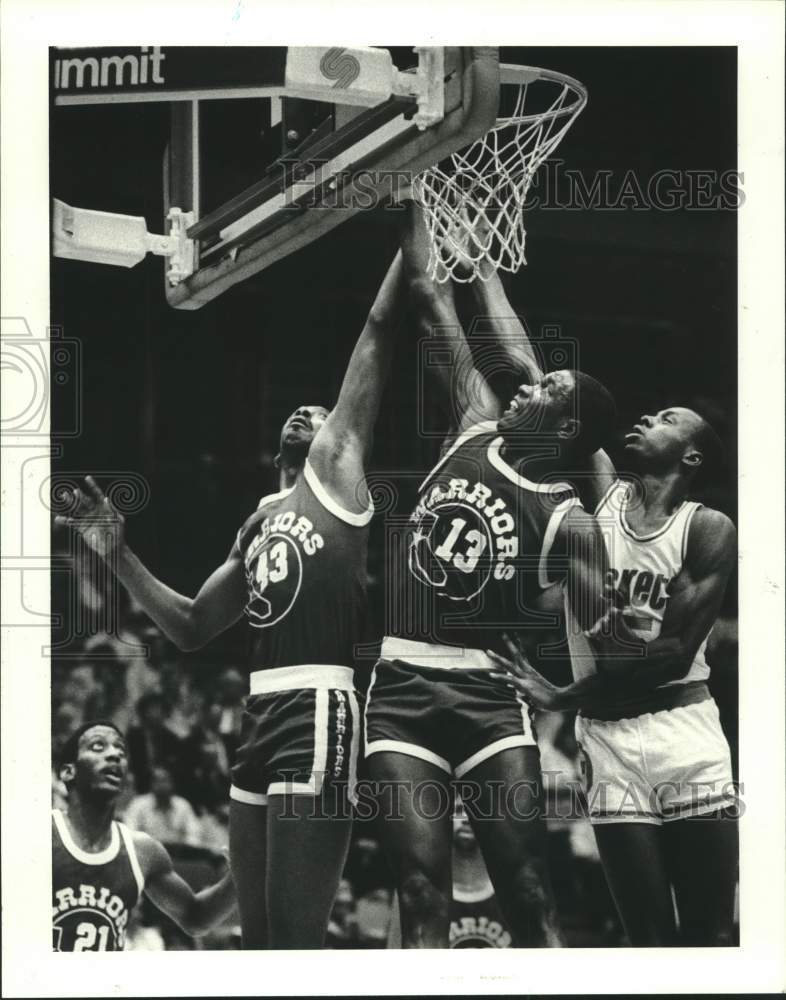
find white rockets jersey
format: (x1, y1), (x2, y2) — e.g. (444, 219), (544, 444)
(567, 479), (710, 687)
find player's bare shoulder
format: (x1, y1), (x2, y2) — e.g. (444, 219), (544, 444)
(558, 502), (603, 542)
(685, 505), (737, 576)
(129, 828), (173, 880)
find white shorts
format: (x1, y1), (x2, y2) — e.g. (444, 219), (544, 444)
(575, 696), (736, 826)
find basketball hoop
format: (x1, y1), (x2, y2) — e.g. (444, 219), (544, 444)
(414, 64), (588, 283)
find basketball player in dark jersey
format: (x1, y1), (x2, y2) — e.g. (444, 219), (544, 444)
(365, 202), (617, 947)
(486, 320), (738, 945)
(56, 251), (406, 948)
(53, 721), (235, 951)
(388, 799), (513, 948)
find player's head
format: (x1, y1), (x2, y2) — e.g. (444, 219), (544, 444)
(497, 370), (616, 459)
(150, 765), (174, 804)
(275, 404), (331, 469)
(136, 691), (166, 728)
(623, 406), (723, 482)
(452, 797), (478, 855)
(58, 721), (128, 802)
(332, 878), (356, 920)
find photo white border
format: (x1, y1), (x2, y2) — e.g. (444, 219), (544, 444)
(2, 0), (784, 995)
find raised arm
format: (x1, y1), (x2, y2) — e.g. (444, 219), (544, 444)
(307, 250), (405, 514)
(455, 226), (618, 509)
(582, 449), (618, 512)
(464, 267), (543, 385)
(136, 835), (236, 937)
(558, 505), (611, 634)
(399, 199), (499, 438)
(55, 477), (245, 651)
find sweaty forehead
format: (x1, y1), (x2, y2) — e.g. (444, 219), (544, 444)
(80, 725), (124, 750)
(290, 404), (329, 419)
(666, 407), (703, 431)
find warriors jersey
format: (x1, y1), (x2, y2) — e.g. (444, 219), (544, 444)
(388, 421), (582, 657)
(237, 458), (374, 672)
(52, 809), (144, 952)
(450, 882), (512, 948)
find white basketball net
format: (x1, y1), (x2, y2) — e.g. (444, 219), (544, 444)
(414, 66), (588, 283)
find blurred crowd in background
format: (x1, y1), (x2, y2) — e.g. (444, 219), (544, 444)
(49, 44), (739, 950)
(51, 555), (739, 950)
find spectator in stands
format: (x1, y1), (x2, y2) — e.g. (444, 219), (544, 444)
(60, 664), (101, 720)
(86, 641), (132, 726)
(344, 836), (390, 897)
(122, 625), (167, 721)
(165, 665), (205, 740)
(181, 701), (232, 815)
(326, 879), (358, 948)
(127, 692), (185, 793)
(212, 668), (245, 757)
(52, 700), (82, 760)
(51, 700), (83, 812)
(124, 765), (202, 847)
(355, 886), (393, 947)
(199, 801), (231, 856)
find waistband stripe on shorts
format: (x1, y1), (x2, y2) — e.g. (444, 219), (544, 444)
(380, 637), (494, 672)
(248, 664), (355, 695)
(580, 680), (711, 722)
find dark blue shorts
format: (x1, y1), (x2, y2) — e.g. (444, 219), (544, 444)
(364, 652), (536, 778)
(230, 665), (361, 805)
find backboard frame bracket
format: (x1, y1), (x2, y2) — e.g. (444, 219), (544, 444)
(164, 47), (500, 310)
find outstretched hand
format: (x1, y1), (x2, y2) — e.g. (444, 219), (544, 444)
(487, 632), (566, 712)
(54, 476), (126, 560)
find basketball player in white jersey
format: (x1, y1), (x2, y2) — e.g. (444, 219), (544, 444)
(487, 338), (738, 942)
(56, 251), (406, 948)
(53, 721), (235, 951)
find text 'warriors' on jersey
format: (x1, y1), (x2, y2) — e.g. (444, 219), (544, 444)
(450, 884), (513, 948)
(388, 422), (582, 656)
(52, 810), (144, 952)
(236, 459), (373, 672)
